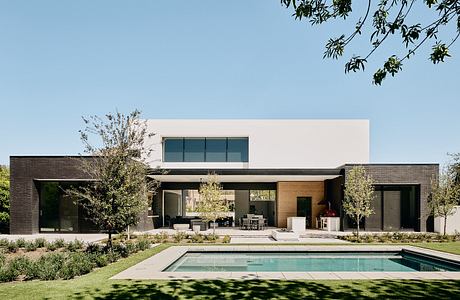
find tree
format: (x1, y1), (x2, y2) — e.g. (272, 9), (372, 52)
(196, 174), (229, 235)
(66, 110), (159, 248)
(449, 153), (460, 185)
(343, 166), (375, 236)
(281, 0), (460, 85)
(0, 165), (9, 233)
(428, 167), (460, 235)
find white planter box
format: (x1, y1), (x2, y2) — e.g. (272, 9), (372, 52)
(434, 206), (460, 234)
(287, 217), (306, 232)
(271, 230), (299, 241)
(173, 224), (190, 231)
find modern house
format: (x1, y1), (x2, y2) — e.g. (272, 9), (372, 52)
(9, 119), (438, 234)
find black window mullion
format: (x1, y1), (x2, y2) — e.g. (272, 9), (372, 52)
(226, 138), (228, 162)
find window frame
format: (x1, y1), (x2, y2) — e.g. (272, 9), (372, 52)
(163, 137), (249, 163)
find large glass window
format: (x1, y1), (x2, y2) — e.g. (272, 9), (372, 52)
(250, 190), (276, 201)
(164, 138), (184, 162)
(163, 137), (248, 162)
(364, 185), (419, 231)
(39, 182), (98, 233)
(184, 138), (205, 162)
(227, 138), (248, 162)
(205, 138), (227, 162)
(184, 189), (235, 218)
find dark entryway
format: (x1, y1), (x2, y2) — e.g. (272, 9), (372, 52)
(297, 197), (312, 228)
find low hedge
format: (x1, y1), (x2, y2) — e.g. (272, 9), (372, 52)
(150, 232), (231, 244)
(339, 232), (460, 243)
(0, 238), (153, 283)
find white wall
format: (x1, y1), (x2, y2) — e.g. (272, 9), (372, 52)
(144, 119), (369, 169)
(434, 206), (460, 234)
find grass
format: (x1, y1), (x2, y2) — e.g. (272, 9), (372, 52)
(1, 242), (460, 299)
(410, 241), (460, 255)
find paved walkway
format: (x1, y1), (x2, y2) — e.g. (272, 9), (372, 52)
(0, 233), (107, 243)
(111, 245), (460, 280)
(230, 237), (348, 244)
(146, 227), (349, 238)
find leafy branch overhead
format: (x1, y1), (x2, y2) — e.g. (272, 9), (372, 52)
(281, 0), (460, 85)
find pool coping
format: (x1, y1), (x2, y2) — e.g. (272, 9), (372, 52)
(111, 245), (460, 280)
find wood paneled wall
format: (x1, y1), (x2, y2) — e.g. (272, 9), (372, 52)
(276, 181), (326, 228)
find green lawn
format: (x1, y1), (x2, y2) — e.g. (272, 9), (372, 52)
(1, 243), (460, 299)
(410, 242), (460, 255)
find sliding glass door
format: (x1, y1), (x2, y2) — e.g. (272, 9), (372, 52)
(365, 185), (420, 231)
(39, 182), (89, 233)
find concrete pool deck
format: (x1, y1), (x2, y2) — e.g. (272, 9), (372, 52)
(111, 245), (460, 280)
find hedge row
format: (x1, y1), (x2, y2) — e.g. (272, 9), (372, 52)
(339, 232), (460, 243)
(0, 239), (151, 282)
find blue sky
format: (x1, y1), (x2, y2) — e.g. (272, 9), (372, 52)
(0, 1), (459, 166)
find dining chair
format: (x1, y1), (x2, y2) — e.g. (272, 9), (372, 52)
(242, 218), (251, 230)
(257, 218), (265, 230)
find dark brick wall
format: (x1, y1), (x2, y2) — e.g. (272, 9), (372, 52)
(343, 164), (439, 232)
(10, 156), (154, 234)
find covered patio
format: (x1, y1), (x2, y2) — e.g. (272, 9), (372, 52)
(148, 168), (342, 232)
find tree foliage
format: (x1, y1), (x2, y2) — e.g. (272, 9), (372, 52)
(343, 166), (375, 236)
(196, 174), (229, 234)
(0, 165), (9, 232)
(428, 166), (460, 235)
(449, 152), (460, 184)
(66, 110), (159, 247)
(281, 0), (460, 84)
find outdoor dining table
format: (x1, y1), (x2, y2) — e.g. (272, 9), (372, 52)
(241, 217), (266, 230)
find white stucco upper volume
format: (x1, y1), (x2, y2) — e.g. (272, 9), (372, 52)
(144, 119), (370, 169)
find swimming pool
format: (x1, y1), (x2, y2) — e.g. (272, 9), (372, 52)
(164, 251), (460, 272)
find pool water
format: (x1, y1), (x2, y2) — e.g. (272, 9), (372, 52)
(164, 252), (460, 272)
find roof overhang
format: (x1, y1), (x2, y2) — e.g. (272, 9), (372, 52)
(149, 168), (342, 183)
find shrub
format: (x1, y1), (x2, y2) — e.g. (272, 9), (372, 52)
(136, 239), (151, 251)
(222, 235), (231, 243)
(7, 241), (18, 253)
(9, 256), (32, 276)
(25, 241), (37, 252)
(0, 253), (5, 266)
(33, 252), (65, 280)
(0, 266), (16, 282)
(66, 239), (84, 252)
(60, 252), (95, 280)
(106, 251), (120, 263)
(0, 238), (9, 247)
(205, 234), (218, 242)
(113, 243), (129, 258)
(92, 253), (109, 268)
(85, 243), (104, 254)
(45, 241), (58, 252)
(152, 232), (169, 243)
(173, 231), (187, 243)
(54, 238), (65, 248)
(34, 238), (46, 248)
(125, 242), (138, 254)
(191, 233), (204, 243)
(16, 238), (26, 248)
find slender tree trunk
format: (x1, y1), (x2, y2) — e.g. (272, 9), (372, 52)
(108, 229), (112, 249)
(356, 217), (360, 238)
(127, 225), (130, 240)
(212, 219), (216, 235)
(444, 215), (448, 236)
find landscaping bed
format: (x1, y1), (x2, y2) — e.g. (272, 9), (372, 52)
(0, 237), (151, 283)
(108, 232), (231, 244)
(339, 232), (460, 243)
